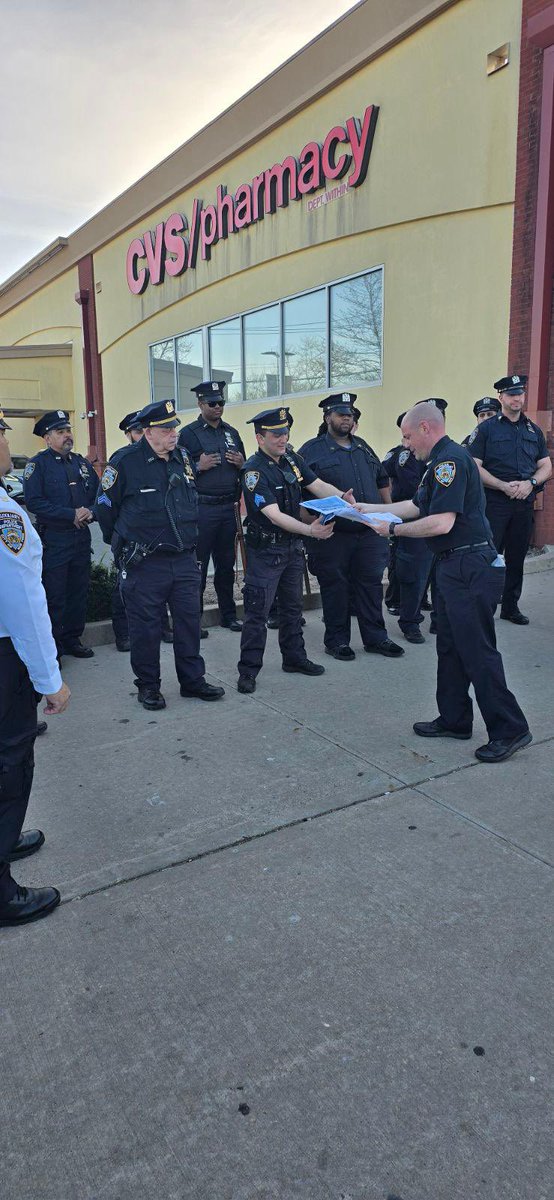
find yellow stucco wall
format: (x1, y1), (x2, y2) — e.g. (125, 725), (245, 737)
(0, 351), (75, 455)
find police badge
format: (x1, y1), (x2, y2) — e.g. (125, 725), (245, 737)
(0, 511), (26, 554)
(244, 470), (260, 491)
(434, 462), (456, 486)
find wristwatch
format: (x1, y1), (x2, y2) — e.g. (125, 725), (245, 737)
(388, 522), (397, 538)
(530, 477), (538, 488)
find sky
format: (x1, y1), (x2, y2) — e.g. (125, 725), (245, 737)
(0, 0), (356, 284)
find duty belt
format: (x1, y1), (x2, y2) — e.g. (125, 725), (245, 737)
(198, 493), (237, 505)
(436, 541), (490, 561)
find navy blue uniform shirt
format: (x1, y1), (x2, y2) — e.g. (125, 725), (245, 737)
(178, 418), (245, 498)
(468, 413), (547, 496)
(383, 444), (425, 501)
(414, 436), (493, 553)
(94, 436), (198, 550)
(241, 448), (317, 541)
(299, 432), (388, 501)
(23, 448), (97, 528)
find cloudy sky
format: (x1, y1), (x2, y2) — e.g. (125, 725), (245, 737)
(1, 0), (355, 284)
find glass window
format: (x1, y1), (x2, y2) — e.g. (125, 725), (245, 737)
(244, 305), (280, 400)
(209, 318), (242, 402)
(175, 330), (204, 408)
(150, 339), (176, 403)
(283, 290), (326, 393)
(330, 270), (383, 386)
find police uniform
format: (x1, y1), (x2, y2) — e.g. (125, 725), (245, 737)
(299, 395), (402, 658)
(0, 411), (62, 925)
(383, 436), (432, 641)
(237, 408), (323, 688)
(411, 434), (529, 752)
(94, 399), (224, 709)
(178, 381), (245, 629)
(468, 375), (548, 621)
(23, 410), (97, 657)
(461, 397), (501, 447)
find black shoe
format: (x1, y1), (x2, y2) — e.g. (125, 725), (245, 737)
(413, 718), (472, 739)
(161, 630), (174, 643)
(180, 681), (225, 701)
(201, 628), (209, 639)
(8, 829), (45, 862)
(403, 629), (425, 644)
(0, 885), (61, 927)
(282, 660), (325, 676)
(237, 676), (256, 694)
(116, 639), (131, 652)
(222, 619), (243, 632)
(63, 642), (94, 658)
(325, 645), (355, 661)
(138, 687), (166, 710)
(266, 616), (280, 629)
(364, 638), (404, 657)
(500, 610), (529, 626)
(475, 730), (532, 763)
(386, 605), (400, 616)
(36, 721), (48, 736)
(421, 597), (433, 611)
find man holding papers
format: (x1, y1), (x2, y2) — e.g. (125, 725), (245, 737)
(355, 402), (531, 764)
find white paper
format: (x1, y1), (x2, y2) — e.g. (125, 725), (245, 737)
(301, 496), (403, 527)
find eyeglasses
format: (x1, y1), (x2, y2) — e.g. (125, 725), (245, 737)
(206, 399), (225, 408)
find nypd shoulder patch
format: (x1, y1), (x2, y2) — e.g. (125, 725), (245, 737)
(434, 461), (456, 487)
(0, 510), (26, 554)
(101, 464), (118, 491)
(468, 428), (477, 445)
(399, 450), (410, 466)
(23, 462), (35, 480)
(244, 471), (260, 491)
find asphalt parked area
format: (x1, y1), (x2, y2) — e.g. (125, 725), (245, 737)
(2, 571), (552, 1200)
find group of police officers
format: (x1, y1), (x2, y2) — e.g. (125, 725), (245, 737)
(0, 370), (550, 927)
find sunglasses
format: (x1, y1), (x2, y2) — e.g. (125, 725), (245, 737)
(206, 399), (225, 408)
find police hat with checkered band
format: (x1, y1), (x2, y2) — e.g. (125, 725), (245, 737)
(318, 392), (357, 415)
(33, 410), (71, 437)
(414, 397), (448, 415)
(494, 374), (528, 395)
(247, 407), (291, 433)
(191, 380), (226, 400)
(0, 410), (12, 431)
(473, 396), (501, 418)
(136, 399), (181, 429)
(118, 410), (144, 434)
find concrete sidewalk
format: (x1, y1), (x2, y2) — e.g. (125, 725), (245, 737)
(1, 572), (552, 1200)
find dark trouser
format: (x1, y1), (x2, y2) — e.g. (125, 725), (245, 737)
(435, 549), (528, 741)
(41, 529), (92, 652)
(384, 539), (400, 608)
(122, 551), (205, 690)
(396, 539), (434, 633)
(238, 544), (307, 678)
(0, 640), (38, 902)
(111, 572), (171, 641)
(307, 530), (388, 650)
(197, 501), (237, 623)
(485, 492), (534, 615)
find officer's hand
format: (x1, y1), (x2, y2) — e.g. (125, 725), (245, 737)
(342, 488), (356, 506)
(367, 520), (390, 537)
(225, 450), (244, 467)
(511, 480), (534, 500)
(74, 507), (93, 527)
(44, 682), (71, 714)
(503, 481), (519, 498)
(198, 453), (221, 471)
(309, 516), (334, 540)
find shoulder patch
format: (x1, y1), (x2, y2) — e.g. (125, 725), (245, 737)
(101, 464), (118, 491)
(382, 450), (394, 463)
(468, 428), (477, 445)
(244, 470), (260, 491)
(23, 462), (35, 480)
(434, 461), (456, 487)
(0, 510), (26, 554)
(398, 450), (410, 466)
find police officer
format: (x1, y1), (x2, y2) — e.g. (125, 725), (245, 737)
(237, 406), (350, 693)
(109, 410), (173, 652)
(382, 412), (433, 643)
(94, 399), (224, 711)
(468, 374), (552, 624)
(357, 402), (531, 763)
(299, 394), (403, 660)
(0, 411), (71, 927)
(23, 410), (97, 659)
(461, 396), (501, 446)
(179, 381), (245, 636)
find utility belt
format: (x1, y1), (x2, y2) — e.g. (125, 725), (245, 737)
(198, 493), (237, 505)
(245, 525), (295, 550)
(436, 541), (490, 561)
(115, 539), (192, 573)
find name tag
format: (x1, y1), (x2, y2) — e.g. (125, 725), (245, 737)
(140, 488), (157, 493)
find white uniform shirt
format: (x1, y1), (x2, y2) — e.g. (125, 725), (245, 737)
(0, 486), (62, 694)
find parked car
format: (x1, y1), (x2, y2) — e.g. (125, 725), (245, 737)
(2, 472), (25, 502)
(9, 454), (29, 480)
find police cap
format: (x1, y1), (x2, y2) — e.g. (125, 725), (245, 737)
(473, 396), (501, 418)
(0, 409), (12, 431)
(137, 399), (180, 429)
(191, 380), (226, 401)
(33, 410), (71, 437)
(414, 397), (448, 415)
(494, 374), (528, 395)
(396, 411), (407, 429)
(318, 392), (357, 415)
(118, 410), (144, 434)
(247, 407), (291, 433)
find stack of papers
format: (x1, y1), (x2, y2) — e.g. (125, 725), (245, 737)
(301, 496), (403, 527)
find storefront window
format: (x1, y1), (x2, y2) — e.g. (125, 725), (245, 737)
(209, 318), (242, 403)
(244, 305), (280, 400)
(330, 271), (383, 385)
(150, 339), (176, 402)
(175, 330), (204, 408)
(283, 290), (326, 393)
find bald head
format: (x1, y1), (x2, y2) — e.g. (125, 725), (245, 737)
(401, 403), (446, 461)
